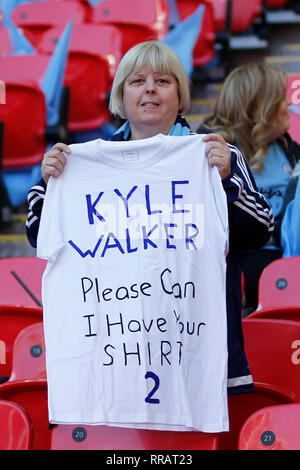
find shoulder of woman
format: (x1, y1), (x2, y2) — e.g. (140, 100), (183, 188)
(196, 123), (213, 135)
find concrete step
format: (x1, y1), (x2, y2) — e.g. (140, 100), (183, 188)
(230, 35), (268, 50)
(266, 10), (300, 24)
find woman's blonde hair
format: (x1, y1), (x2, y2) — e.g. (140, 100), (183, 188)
(109, 41), (190, 119)
(203, 64), (288, 172)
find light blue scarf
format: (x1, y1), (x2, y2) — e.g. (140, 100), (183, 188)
(110, 114), (191, 141)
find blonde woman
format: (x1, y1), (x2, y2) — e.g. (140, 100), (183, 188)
(26, 41), (274, 394)
(199, 63), (300, 313)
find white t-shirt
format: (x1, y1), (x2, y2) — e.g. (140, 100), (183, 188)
(37, 133), (229, 432)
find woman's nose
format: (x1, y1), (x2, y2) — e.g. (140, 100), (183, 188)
(145, 79), (156, 94)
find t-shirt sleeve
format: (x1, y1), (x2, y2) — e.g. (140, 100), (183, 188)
(36, 176), (65, 262)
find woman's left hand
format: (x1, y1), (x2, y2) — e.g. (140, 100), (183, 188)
(203, 134), (231, 180)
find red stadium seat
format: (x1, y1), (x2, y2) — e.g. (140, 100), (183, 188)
(243, 318), (300, 402)
(58, 0), (93, 21)
(205, 0), (229, 32)
(229, 0), (262, 34)
(218, 384), (293, 450)
(208, 0), (262, 33)
(0, 305), (43, 380)
(176, 0), (216, 66)
(9, 322), (46, 382)
(0, 399), (33, 450)
(0, 257), (46, 307)
(40, 23), (122, 131)
(247, 256), (300, 319)
(239, 403), (300, 450)
(51, 384), (292, 451)
(265, 0), (289, 7)
(12, 0), (87, 50)
(0, 55), (49, 169)
(248, 306), (300, 321)
(180, 1), (262, 35)
(0, 379), (50, 450)
(206, 0), (265, 59)
(91, 0), (169, 55)
(51, 424), (219, 450)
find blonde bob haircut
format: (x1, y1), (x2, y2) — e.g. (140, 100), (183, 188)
(203, 63), (288, 172)
(109, 41), (190, 119)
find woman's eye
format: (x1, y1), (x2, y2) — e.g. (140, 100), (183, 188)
(131, 78), (143, 84)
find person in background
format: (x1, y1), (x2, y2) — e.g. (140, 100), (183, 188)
(199, 63), (300, 314)
(26, 41), (274, 393)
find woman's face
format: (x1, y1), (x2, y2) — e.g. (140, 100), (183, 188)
(122, 64), (180, 139)
(268, 95), (291, 141)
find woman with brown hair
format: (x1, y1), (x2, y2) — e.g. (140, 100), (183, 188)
(199, 63), (300, 313)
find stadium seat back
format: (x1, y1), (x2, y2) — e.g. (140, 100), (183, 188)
(176, 0), (216, 66)
(243, 318), (300, 401)
(10, 322), (46, 382)
(207, 0), (262, 33)
(0, 55), (50, 168)
(0, 399), (33, 450)
(92, 0), (169, 54)
(50, 384), (292, 451)
(230, 0), (262, 33)
(51, 424), (219, 450)
(239, 403), (300, 450)
(265, 0), (289, 7)
(0, 306), (43, 379)
(56, 0), (93, 20)
(219, 384), (293, 450)
(0, 257), (46, 308)
(40, 23), (122, 131)
(63, 53), (110, 130)
(254, 256), (300, 313)
(206, 0), (228, 31)
(0, 379), (50, 450)
(12, 0), (87, 49)
(0, 82), (47, 168)
(0, 54), (49, 83)
(57, 23), (121, 85)
(248, 306), (300, 321)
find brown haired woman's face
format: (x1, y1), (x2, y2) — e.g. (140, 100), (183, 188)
(268, 95), (291, 141)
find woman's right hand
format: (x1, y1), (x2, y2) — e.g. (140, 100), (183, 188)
(41, 142), (71, 184)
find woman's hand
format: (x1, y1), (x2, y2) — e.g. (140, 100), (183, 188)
(203, 134), (231, 180)
(41, 143), (71, 184)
